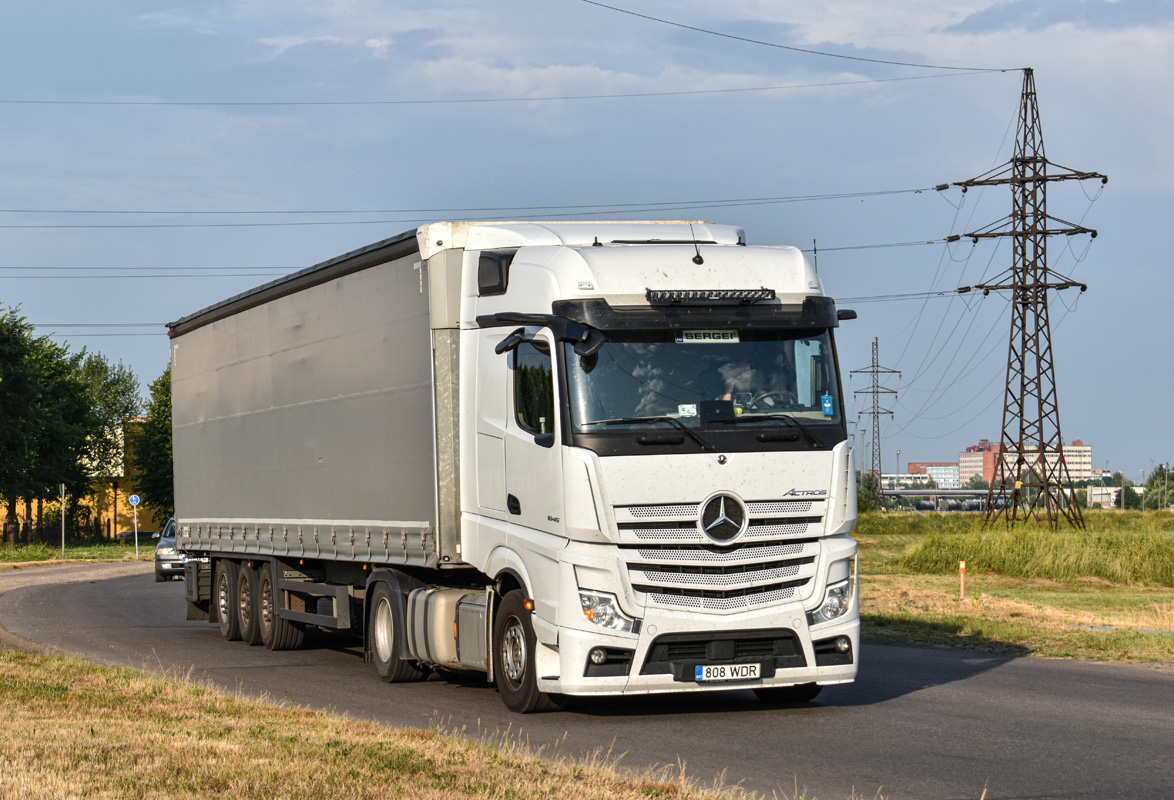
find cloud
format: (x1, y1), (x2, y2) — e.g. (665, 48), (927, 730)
(254, 35), (347, 60)
(947, 0), (1174, 34)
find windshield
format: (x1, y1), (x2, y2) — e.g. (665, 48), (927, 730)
(564, 329), (843, 433)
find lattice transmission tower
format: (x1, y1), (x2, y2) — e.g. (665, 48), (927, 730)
(852, 338), (899, 510)
(955, 68), (1106, 529)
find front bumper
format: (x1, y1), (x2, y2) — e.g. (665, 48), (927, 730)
(155, 558), (185, 576)
(538, 602), (858, 697)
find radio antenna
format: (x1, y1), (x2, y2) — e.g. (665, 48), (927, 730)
(689, 224), (704, 264)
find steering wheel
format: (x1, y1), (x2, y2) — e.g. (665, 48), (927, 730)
(746, 391), (797, 411)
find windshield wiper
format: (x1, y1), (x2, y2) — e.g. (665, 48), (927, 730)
(717, 413), (822, 447)
(580, 416), (715, 451)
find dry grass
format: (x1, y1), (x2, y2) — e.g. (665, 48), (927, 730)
(0, 649), (772, 800)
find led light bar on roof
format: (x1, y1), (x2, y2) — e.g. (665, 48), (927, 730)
(646, 288), (776, 306)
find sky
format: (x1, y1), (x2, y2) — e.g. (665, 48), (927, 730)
(1, 0), (1171, 481)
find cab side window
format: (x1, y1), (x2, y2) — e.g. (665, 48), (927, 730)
(515, 340), (554, 435)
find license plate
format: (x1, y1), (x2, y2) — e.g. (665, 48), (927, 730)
(695, 663), (760, 682)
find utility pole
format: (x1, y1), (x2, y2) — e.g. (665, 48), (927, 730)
(955, 68), (1106, 530)
(852, 338), (899, 510)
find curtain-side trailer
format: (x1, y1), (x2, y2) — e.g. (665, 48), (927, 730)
(172, 220), (860, 713)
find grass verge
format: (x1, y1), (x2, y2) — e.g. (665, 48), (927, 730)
(0, 648), (771, 800)
(857, 511), (1174, 663)
(0, 542), (150, 568)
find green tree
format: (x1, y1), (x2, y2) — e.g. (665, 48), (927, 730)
(26, 337), (97, 518)
(1143, 464), (1171, 510)
(964, 474), (990, 490)
(857, 471), (880, 512)
(0, 306), (95, 540)
(129, 365), (173, 519)
(79, 353), (141, 478)
(1110, 472), (1140, 510)
(0, 308), (38, 539)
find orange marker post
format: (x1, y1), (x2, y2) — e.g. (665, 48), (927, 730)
(959, 560), (967, 601)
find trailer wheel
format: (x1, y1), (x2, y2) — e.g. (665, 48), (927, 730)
(236, 564), (262, 646)
(214, 560), (241, 641)
(753, 683), (822, 704)
(368, 582), (425, 683)
(492, 591), (566, 713)
(258, 561), (304, 651)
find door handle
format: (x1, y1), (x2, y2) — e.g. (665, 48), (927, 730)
(507, 494), (521, 515)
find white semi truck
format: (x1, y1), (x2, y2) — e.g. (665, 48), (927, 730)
(172, 220), (859, 713)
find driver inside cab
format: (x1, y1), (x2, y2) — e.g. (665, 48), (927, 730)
(718, 360), (796, 411)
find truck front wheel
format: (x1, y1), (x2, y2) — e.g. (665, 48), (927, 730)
(492, 591), (565, 714)
(214, 560), (241, 641)
(369, 582), (425, 683)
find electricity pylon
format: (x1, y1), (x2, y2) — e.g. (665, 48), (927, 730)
(852, 338), (899, 510)
(955, 68), (1106, 529)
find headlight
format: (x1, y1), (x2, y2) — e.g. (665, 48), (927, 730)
(156, 547), (176, 556)
(808, 578), (854, 626)
(579, 590), (638, 633)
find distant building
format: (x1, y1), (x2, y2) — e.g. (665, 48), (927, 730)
(908, 462), (960, 490)
(959, 439), (1001, 485)
(1087, 485), (1120, 509)
(1052, 439), (1094, 481)
(881, 473), (933, 490)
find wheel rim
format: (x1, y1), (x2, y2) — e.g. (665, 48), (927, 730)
(501, 616), (526, 685)
(260, 575), (274, 633)
(217, 573), (231, 623)
(238, 576), (252, 628)
(374, 597), (394, 663)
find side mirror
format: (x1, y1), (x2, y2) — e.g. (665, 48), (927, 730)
(494, 327), (527, 355)
(533, 432), (555, 449)
(837, 309), (857, 321)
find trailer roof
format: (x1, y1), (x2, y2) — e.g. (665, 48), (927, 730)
(167, 228), (419, 337)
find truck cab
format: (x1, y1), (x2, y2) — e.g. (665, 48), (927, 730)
(427, 221), (859, 710)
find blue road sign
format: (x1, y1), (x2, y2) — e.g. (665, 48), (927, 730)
(129, 494), (140, 507)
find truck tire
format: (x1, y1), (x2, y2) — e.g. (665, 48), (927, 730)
(492, 591), (566, 713)
(753, 683), (822, 704)
(258, 561), (304, 651)
(368, 582), (425, 683)
(236, 564), (262, 646)
(214, 560), (241, 641)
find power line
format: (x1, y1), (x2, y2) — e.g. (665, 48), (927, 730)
(0, 186), (940, 218)
(0, 72), (995, 108)
(2, 236), (953, 276)
(580, 0), (1013, 73)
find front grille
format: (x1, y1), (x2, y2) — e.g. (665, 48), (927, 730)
(641, 629), (808, 678)
(632, 541), (807, 563)
(614, 498), (825, 612)
(629, 559), (808, 589)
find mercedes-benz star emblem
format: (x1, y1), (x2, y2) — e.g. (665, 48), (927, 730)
(699, 493), (748, 542)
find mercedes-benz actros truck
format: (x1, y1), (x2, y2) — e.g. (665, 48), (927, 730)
(171, 220), (859, 713)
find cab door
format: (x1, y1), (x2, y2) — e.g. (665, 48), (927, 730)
(504, 331), (564, 539)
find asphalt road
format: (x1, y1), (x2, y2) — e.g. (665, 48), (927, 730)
(1, 563), (1172, 800)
